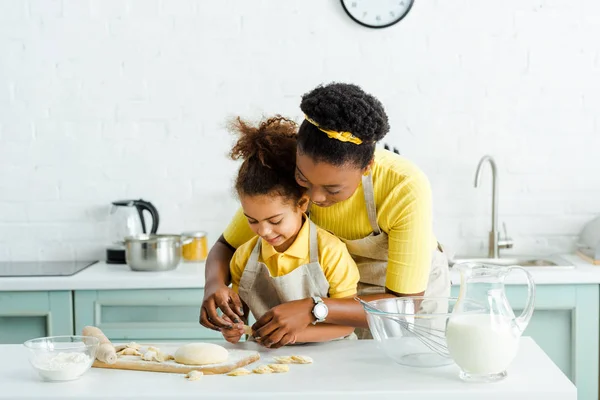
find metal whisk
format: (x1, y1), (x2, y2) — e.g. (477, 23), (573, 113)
(356, 297), (450, 358)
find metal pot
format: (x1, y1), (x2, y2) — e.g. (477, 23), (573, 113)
(124, 234), (187, 271)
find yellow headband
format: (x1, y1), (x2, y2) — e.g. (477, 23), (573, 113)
(304, 115), (363, 145)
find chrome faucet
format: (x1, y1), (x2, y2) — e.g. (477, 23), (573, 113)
(474, 155), (513, 258)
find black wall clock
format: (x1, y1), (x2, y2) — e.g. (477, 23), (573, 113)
(341, 0), (415, 29)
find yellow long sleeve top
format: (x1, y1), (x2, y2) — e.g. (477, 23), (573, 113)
(224, 149), (437, 294)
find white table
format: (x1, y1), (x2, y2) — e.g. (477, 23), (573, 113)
(0, 337), (576, 399)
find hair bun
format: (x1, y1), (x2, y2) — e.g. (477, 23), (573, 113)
(229, 116), (298, 170)
(300, 82), (389, 143)
(229, 115), (304, 202)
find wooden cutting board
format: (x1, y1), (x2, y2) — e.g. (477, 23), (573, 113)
(92, 343), (260, 375)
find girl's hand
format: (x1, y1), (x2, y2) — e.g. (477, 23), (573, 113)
(252, 298), (313, 348)
(220, 316), (245, 344)
(200, 284), (244, 331)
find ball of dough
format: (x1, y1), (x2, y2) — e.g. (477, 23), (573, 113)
(174, 343), (229, 365)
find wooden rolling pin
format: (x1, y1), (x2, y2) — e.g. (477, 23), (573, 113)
(82, 326), (117, 364)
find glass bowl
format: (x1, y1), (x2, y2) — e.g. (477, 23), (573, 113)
(361, 296), (485, 368)
(23, 335), (99, 381)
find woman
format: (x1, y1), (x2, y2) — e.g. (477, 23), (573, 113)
(200, 82), (450, 347)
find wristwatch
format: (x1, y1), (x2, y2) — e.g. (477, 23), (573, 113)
(311, 296), (328, 325)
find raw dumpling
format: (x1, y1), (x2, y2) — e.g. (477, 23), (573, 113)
(273, 356), (294, 364)
(252, 365), (274, 374)
(142, 350), (158, 361)
(291, 355), (313, 364)
(227, 368), (251, 376)
(185, 370), (203, 381)
(117, 348), (142, 356)
(174, 343), (229, 365)
(141, 349), (170, 362)
(267, 364), (289, 373)
(126, 342), (142, 350)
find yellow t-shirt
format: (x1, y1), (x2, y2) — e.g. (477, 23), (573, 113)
(224, 149), (437, 294)
(230, 218), (359, 299)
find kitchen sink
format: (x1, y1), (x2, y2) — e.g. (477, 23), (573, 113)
(450, 255), (574, 268)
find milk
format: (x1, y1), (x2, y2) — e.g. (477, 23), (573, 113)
(446, 314), (520, 375)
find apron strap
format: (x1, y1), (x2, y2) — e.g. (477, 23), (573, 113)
(308, 219), (319, 264)
(245, 238), (262, 272)
(362, 173), (382, 235)
(237, 237), (263, 301)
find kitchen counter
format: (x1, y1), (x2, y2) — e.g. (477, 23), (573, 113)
(0, 338), (576, 400)
(1, 254), (599, 291)
(0, 261), (207, 291)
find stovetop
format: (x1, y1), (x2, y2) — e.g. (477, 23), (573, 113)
(0, 260), (98, 277)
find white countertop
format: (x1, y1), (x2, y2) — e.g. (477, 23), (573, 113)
(0, 338), (575, 400)
(1, 254), (599, 292)
(0, 261), (207, 291)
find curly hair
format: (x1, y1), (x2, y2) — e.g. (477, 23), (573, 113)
(229, 115), (305, 202)
(298, 82), (390, 169)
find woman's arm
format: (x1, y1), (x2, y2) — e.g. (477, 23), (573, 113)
(383, 173), (434, 295)
(205, 236), (234, 287)
(321, 176), (433, 325)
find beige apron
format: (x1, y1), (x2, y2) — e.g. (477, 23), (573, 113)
(336, 173), (451, 339)
(238, 219), (355, 342)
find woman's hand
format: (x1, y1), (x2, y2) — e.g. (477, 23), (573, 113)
(200, 284), (244, 331)
(220, 316), (245, 344)
(252, 298), (313, 348)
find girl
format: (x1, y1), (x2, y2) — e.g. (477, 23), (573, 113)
(219, 116), (359, 346)
(201, 83), (450, 347)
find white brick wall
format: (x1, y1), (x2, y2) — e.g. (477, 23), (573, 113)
(1, 0), (599, 261)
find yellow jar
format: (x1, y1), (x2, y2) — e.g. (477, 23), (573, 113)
(181, 231), (208, 262)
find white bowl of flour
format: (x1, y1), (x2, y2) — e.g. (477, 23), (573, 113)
(23, 336), (99, 381)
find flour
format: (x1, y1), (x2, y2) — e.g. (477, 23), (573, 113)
(32, 352), (93, 381)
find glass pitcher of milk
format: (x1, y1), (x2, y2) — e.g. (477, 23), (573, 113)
(446, 262), (536, 383)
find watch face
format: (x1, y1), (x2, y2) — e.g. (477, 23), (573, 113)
(341, 0), (414, 29)
(314, 303), (328, 319)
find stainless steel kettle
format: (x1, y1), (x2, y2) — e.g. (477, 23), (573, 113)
(106, 199), (159, 264)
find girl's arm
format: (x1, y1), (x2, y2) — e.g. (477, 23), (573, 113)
(293, 323), (355, 343)
(254, 293), (396, 338)
(253, 295), (368, 348)
(200, 235), (242, 330)
(200, 208), (257, 330)
(315, 292), (398, 328)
